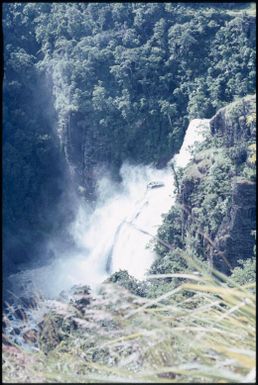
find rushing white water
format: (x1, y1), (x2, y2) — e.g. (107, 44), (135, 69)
(174, 118), (210, 168)
(8, 119), (209, 299)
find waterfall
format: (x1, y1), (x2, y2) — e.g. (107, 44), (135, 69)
(173, 118), (210, 168)
(106, 119), (210, 278)
(7, 119), (210, 299)
(47, 52), (78, 176)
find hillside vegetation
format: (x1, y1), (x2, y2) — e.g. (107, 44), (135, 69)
(3, 3), (256, 383)
(3, 260), (256, 383)
(3, 3), (256, 272)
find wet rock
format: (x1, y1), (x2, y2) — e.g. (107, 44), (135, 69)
(69, 285), (92, 314)
(13, 307), (28, 321)
(2, 334), (13, 346)
(10, 327), (21, 336)
(57, 290), (69, 302)
(23, 329), (38, 344)
(20, 296), (38, 310)
(2, 317), (7, 330)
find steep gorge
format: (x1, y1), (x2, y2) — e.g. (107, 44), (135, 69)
(154, 95), (256, 275)
(3, 5), (256, 380)
(3, 3), (256, 289)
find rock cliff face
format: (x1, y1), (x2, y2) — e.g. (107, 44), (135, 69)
(157, 95), (256, 274)
(209, 96), (256, 271)
(213, 178), (256, 273)
(210, 95), (256, 147)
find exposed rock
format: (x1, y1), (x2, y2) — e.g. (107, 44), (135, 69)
(158, 372), (176, 379)
(213, 178), (256, 273)
(10, 327), (21, 336)
(210, 95), (256, 147)
(38, 312), (64, 353)
(178, 174), (201, 234)
(13, 307), (28, 321)
(209, 96), (256, 272)
(170, 95), (256, 274)
(20, 296), (38, 310)
(2, 335), (13, 347)
(23, 329), (38, 344)
(69, 285), (92, 314)
(179, 176), (199, 208)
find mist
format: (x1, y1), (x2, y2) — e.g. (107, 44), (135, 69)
(7, 164), (172, 297)
(6, 119), (209, 300)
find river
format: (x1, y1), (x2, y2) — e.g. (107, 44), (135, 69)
(7, 118), (210, 299)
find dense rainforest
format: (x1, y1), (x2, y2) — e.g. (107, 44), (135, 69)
(3, 2), (256, 276)
(3, 2), (256, 383)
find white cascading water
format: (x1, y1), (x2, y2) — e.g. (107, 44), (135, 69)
(8, 119), (210, 299)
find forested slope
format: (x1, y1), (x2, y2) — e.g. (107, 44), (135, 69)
(3, 3), (256, 382)
(152, 95), (256, 279)
(3, 3), (256, 273)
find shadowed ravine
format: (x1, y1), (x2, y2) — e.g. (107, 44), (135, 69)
(7, 119), (209, 300)
(3, 4), (256, 381)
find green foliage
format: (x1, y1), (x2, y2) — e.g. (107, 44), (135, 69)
(231, 257), (256, 285)
(3, 4), (75, 271)
(228, 143), (248, 166)
(108, 270), (148, 297)
(3, 3), (256, 272)
(195, 153), (234, 237)
(242, 164), (256, 181)
(3, 264), (256, 383)
(151, 95), (256, 277)
(5, 2), (255, 185)
(150, 248), (187, 275)
(242, 142), (256, 181)
(155, 206), (184, 258)
(3, 3), (256, 381)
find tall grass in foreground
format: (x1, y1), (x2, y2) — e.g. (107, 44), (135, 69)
(3, 259), (256, 383)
